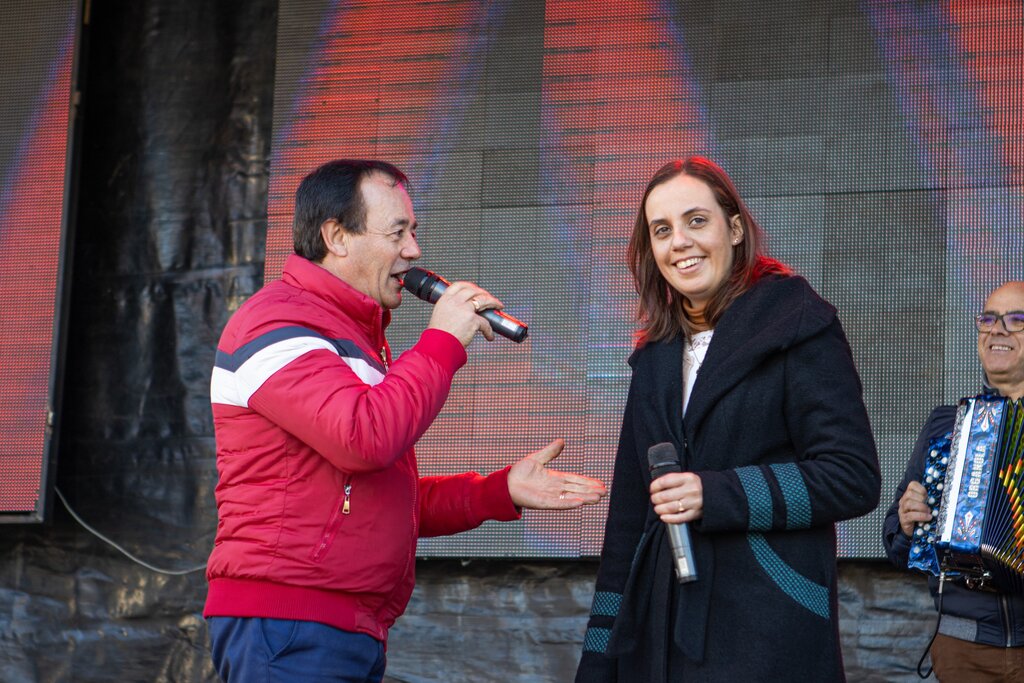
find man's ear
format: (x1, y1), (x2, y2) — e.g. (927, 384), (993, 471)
(320, 218), (348, 257)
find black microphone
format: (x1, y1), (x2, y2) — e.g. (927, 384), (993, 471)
(647, 442), (698, 584)
(402, 267), (529, 343)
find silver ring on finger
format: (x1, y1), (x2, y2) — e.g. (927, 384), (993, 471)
(677, 500), (684, 514)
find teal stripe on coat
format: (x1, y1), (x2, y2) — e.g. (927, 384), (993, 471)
(770, 462), (813, 529)
(590, 591), (622, 618)
(748, 533), (829, 619)
(735, 465), (773, 530)
(583, 626), (612, 653)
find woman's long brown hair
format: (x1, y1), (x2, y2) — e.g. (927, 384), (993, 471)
(628, 157), (790, 345)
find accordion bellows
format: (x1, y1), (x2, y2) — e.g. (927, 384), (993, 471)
(908, 395), (1024, 593)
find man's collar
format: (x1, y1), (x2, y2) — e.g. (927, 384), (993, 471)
(983, 371), (1000, 396)
(281, 254), (390, 336)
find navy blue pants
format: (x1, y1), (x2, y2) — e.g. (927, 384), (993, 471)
(208, 617), (386, 683)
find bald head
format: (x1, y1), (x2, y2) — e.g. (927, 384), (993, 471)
(978, 281), (1024, 400)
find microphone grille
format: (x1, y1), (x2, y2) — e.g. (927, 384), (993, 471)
(647, 442), (680, 472)
(402, 267), (431, 298)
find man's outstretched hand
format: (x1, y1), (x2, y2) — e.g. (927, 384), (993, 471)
(507, 439), (607, 509)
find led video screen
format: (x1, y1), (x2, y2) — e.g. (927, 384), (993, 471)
(268, 0), (1024, 558)
(0, 0), (80, 522)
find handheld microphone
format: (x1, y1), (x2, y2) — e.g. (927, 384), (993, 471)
(402, 267), (529, 343)
(647, 442), (698, 584)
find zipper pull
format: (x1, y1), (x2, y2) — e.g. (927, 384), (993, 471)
(342, 484), (352, 515)
(378, 347), (389, 371)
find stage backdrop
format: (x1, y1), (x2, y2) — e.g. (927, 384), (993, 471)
(0, 0), (81, 523)
(266, 0), (1024, 559)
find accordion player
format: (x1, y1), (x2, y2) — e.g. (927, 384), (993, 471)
(908, 394), (1024, 593)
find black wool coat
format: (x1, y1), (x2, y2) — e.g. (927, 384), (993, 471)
(576, 274), (881, 682)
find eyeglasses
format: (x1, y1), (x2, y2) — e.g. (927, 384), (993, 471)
(975, 311), (1024, 333)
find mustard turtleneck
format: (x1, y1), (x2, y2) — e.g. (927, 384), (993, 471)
(683, 298), (711, 331)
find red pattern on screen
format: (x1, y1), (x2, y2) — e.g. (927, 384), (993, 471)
(536, 1), (709, 553)
(266, 1), (487, 280)
(945, 1), (1024, 288)
(867, 1), (1024, 309)
(0, 43), (74, 511)
(948, 1), (1024, 184)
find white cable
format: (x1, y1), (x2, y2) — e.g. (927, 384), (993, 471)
(55, 486), (207, 576)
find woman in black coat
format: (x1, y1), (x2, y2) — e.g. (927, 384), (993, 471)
(575, 157), (881, 682)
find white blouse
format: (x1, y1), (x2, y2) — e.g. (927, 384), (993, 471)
(682, 330), (714, 415)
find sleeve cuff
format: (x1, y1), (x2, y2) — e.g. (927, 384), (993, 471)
(888, 527), (913, 559)
(466, 466), (521, 524)
(690, 469), (736, 533)
(416, 328), (468, 377)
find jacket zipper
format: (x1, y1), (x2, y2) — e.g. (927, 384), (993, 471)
(312, 482), (352, 562)
(1001, 593), (1012, 646)
(379, 346), (389, 371)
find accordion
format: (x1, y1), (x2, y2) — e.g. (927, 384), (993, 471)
(908, 395), (1024, 592)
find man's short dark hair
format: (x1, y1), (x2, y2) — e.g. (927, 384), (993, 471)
(292, 159), (409, 262)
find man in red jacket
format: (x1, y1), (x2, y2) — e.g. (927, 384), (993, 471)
(204, 159), (606, 683)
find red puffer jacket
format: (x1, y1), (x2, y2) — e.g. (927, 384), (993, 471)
(204, 255), (519, 642)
